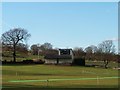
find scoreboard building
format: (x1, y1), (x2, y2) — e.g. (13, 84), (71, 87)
(44, 49), (74, 65)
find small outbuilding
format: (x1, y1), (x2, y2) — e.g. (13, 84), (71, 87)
(44, 49), (74, 65)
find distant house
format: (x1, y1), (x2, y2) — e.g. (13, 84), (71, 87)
(44, 49), (74, 65)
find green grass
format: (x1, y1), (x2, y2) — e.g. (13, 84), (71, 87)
(86, 60), (119, 68)
(2, 64), (119, 90)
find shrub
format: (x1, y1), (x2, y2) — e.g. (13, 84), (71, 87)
(72, 58), (85, 66)
(22, 59), (33, 64)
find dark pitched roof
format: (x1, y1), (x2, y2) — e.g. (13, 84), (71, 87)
(44, 54), (72, 59)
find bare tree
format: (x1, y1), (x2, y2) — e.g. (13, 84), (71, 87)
(73, 47), (85, 58)
(84, 45), (98, 61)
(16, 43), (29, 56)
(2, 28), (31, 62)
(98, 40), (115, 68)
(85, 46), (93, 61)
(31, 44), (39, 55)
(90, 45), (98, 53)
(40, 42), (52, 50)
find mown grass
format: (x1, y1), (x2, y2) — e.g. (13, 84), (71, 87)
(2, 64), (119, 90)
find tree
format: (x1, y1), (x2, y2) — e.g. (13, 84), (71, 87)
(2, 28), (31, 62)
(16, 43), (29, 56)
(40, 42), (52, 50)
(84, 45), (98, 61)
(73, 47), (85, 58)
(98, 40), (115, 68)
(30, 44), (39, 55)
(85, 46), (93, 60)
(89, 45), (98, 53)
(98, 40), (115, 54)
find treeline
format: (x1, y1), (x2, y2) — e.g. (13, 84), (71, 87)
(3, 40), (119, 68)
(29, 40), (119, 68)
(1, 28), (120, 68)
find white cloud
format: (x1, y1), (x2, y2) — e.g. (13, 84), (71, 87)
(106, 38), (120, 42)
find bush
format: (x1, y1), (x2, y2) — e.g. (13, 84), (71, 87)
(34, 59), (45, 64)
(22, 59), (33, 64)
(72, 58), (85, 66)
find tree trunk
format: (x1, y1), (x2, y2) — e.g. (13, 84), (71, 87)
(104, 60), (109, 69)
(13, 44), (16, 63)
(56, 58), (59, 65)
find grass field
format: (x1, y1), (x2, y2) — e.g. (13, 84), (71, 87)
(2, 64), (119, 90)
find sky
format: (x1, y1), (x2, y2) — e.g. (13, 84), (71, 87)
(2, 2), (118, 50)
